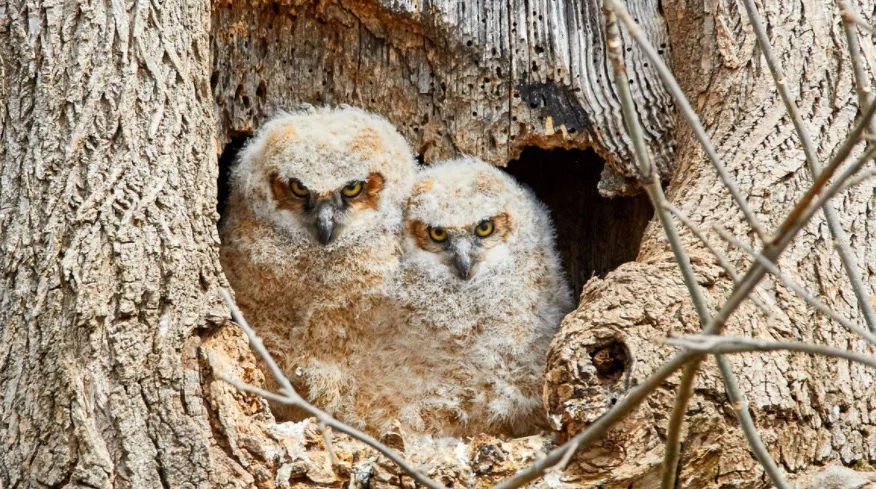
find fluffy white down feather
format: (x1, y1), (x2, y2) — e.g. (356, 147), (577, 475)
(359, 156), (574, 437)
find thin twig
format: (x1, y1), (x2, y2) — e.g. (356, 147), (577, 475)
(604, 0), (768, 242)
(659, 204), (801, 489)
(836, 0), (876, 331)
(836, 167), (876, 194)
(603, 11), (715, 487)
(841, 7), (875, 34)
(668, 335), (876, 369)
(493, 352), (695, 489)
(660, 359), (703, 489)
(715, 355), (791, 489)
(742, 0), (876, 333)
(838, 0), (875, 118)
(319, 422), (339, 467)
(603, 6), (710, 324)
(770, 99), (876, 246)
(218, 289), (447, 489)
(550, 439), (581, 473)
(805, 146), (876, 221)
(715, 229), (876, 345)
(771, 144), (876, 268)
(664, 204), (774, 317)
(495, 33), (876, 489)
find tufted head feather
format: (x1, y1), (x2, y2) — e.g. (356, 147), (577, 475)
(230, 106), (416, 247)
(403, 156), (556, 281)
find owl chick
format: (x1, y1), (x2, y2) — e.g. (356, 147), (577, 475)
(219, 106), (416, 424)
(358, 156), (575, 438)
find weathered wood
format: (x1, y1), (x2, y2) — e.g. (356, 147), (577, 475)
(211, 0), (676, 196)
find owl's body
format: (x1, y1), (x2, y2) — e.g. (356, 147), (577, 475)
(359, 157), (574, 437)
(219, 107), (415, 423)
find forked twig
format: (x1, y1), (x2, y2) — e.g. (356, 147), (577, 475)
(493, 353), (694, 489)
(662, 211), (789, 488)
(841, 7), (875, 34)
(663, 205), (774, 319)
(715, 355), (790, 489)
(603, 10), (719, 487)
(218, 289), (447, 489)
(494, 2), (876, 486)
(604, 0), (768, 242)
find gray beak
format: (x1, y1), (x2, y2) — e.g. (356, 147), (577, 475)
(315, 200), (336, 245)
(450, 239), (475, 280)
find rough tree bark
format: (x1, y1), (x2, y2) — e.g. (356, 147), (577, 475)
(0, 1), (231, 487)
(2, 0), (875, 488)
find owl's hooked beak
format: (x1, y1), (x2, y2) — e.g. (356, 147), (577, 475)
(314, 199), (338, 245)
(450, 238), (475, 280)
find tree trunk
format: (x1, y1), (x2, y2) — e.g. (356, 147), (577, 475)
(2, 0), (875, 488)
(0, 1), (231, 487)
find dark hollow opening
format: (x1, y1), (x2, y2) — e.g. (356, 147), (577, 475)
(589, 340), (629, 383)
(503, 147), (654, 295)
(217, 134), (251, 227)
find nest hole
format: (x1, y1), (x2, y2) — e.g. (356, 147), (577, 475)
(503, 147), (653, 295)
(217, 134), (251, 226)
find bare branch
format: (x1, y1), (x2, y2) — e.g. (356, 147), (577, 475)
(838, 0), (875, 114)
(714, 229), (876, 346)
(769, 100), (876, 248)
(497, 6), (876, 488)
(742, 0), (876, 332)
(549, 439), (581, 474)
(218, 289), (447, 489)
(660, 359), (703, 489)
(668, 335), (876, 369)
(604, 0), (768, 241)
(659, 213), (790, 488)
(603, 3), (710, 324)
(798, 145), (876, 232)
(319, 422), (339, 467)
(836, 167), (876, 194)
(604, 10), (718, 488)
(664, 204), (774, 317)
(493, 352), (695, 489)
(714, 356), (791, 489)
(841, 7), (876, 34)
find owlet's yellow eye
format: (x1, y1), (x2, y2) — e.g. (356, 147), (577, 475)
(342, 181), (364, 198)
(289, 179), (310, 198)
(475, 220), (494, 237)
(429, 226), (448, 242)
